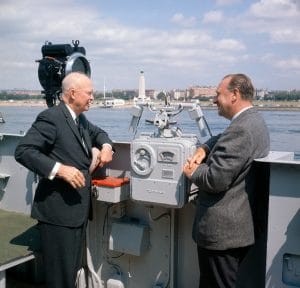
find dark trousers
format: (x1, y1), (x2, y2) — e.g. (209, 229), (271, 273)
(39, 221), (86, 288)
(198, 246), (249, 288)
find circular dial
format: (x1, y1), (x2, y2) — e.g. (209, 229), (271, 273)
(131, 144), (156, 176)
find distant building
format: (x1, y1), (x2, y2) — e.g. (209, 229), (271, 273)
(172, 89), (188, 101)
(256, 89), (268, 100)
(145, 89), (156, 99)
(189, 86), (216, 99)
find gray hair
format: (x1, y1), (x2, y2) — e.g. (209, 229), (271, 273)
(223, 73), (254, 100)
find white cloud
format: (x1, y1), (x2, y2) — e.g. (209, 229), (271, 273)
(235, 0), (300, 44)
(0, 0), (101, 42)
(216, 0), (241, 6)
(250, 0), (300, 19)
(270, 28), (300, 43)
(170, 13), (197, 27)
(275, 58), (300, 70)
(261, 53), (300, 71)
(171, 13), (184, 23)
(203, 10), (223, 23)
(0, 0), (299, 90)
(215, 39), (245, 51)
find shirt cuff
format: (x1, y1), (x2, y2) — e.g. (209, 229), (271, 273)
(102, 143), (112, 149)
(102, 143), (114, 153)
(48, 162), (61, 180)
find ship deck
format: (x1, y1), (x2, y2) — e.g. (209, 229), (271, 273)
(0, 209), (40, 288)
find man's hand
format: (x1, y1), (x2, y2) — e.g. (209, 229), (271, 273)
(98, 145), (113, 167)
(89, 146), (113, 174)
(183, 146), (207, 179)
(189, 146), (207, 165)
(183, 159), (199, 179)
(57, 164), (85, 189)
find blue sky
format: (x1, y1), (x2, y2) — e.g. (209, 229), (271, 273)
(0, 0), (299, 91)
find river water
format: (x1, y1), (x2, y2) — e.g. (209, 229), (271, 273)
(0, 105), (299, 153)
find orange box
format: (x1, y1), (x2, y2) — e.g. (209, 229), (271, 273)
(92, 176), (130, 203)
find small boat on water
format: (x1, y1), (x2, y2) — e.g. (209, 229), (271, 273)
(100, 103), (113, 108)
(100, 98), (125, 108)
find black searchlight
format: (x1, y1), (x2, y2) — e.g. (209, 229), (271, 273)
(37, 40), (91, 107)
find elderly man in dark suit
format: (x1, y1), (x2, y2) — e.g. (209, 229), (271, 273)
(15, 72), (114, 288)
(183, 73), (270, 288)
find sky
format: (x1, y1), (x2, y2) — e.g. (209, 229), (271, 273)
(0, 0), (300, 92)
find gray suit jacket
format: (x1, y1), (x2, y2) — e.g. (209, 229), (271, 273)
(15, 102), (113, 227)
(191, 107), (270, 250)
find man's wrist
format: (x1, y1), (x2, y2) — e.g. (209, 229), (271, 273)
(102, 143), (112, 149)
(102, 143), (114, 154)
(49, 162), (61, 180)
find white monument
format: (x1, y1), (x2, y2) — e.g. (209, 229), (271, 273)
(138, 71), (146, 100)
(134, 71), (150, 104)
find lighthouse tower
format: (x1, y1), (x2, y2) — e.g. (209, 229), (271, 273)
(138, 70), (146, 101)
(134, 70), (150, 104)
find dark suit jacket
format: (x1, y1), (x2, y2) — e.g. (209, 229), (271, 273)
(191, 107), (270, 250)
(15, 102), (113, 227)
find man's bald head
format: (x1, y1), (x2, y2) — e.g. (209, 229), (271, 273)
(62, 72), (91, 94)
(61, 72), (94, 115)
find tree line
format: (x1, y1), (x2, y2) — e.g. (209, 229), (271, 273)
(263, 91), (300, 101)
(1, 90), (300, 101)
(0, 91), (137, 101)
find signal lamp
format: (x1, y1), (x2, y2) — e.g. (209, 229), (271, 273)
(37, 40), (91, 107)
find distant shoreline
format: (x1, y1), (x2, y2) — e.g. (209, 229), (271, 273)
(1, 100), (300, 111)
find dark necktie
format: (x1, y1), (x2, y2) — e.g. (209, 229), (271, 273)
(75, 118), (84, 138)
(75, 118), (88, 154)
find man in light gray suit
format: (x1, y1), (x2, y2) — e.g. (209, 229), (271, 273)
(183, 74), (270, 288)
